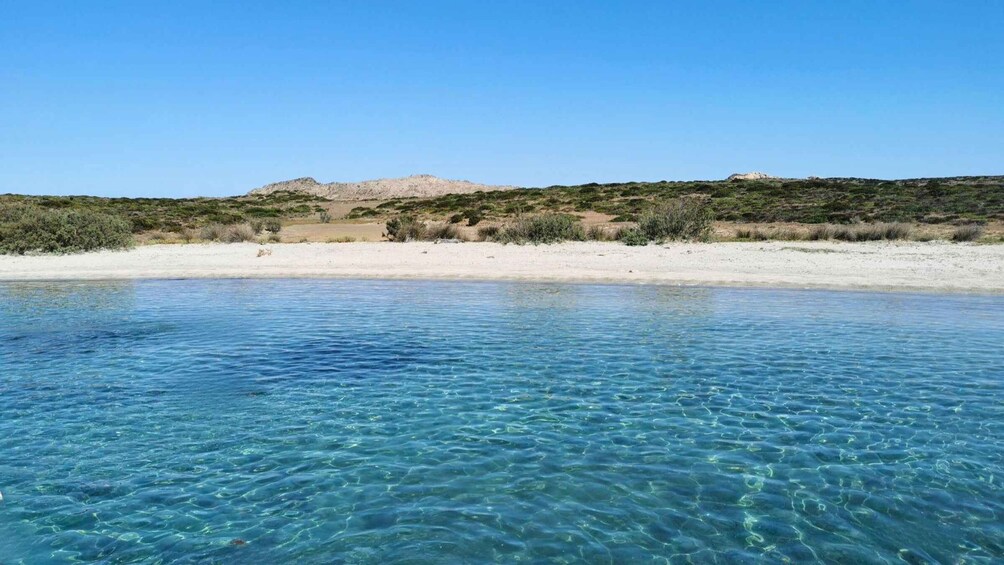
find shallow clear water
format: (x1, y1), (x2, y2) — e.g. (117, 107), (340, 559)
(0, 280), (1002, 563)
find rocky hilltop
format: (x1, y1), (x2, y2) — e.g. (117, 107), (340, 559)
(248, 174), (518, 200)
(727, 171), (777, 181)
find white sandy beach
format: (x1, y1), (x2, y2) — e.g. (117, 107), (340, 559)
(1, 241), (1002, 293)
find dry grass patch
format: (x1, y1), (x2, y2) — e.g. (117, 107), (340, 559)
(951, 224), (985, 242)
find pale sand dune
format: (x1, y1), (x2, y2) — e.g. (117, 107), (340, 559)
(2, 242), (1002, 293)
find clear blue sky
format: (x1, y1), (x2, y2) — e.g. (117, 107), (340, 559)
(2, 1), (1002, 197)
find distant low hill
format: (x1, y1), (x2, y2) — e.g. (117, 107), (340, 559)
(248, 174), (518, 200)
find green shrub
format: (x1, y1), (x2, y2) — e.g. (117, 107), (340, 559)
(497, 214), (586, 244)
(637, 197), (714, 242)
(0, 203), (133, 254)
(477, 225), (501, 241)
(319, 211), (332, 224)
(245, 206), (281, 217)
(449, 213), (464, 224)
(464, 209), (483, 226)
(385, 216), (427, 242)
(249, 219), (265, 234)
(263, 219), (282, 234)
(951, 224), (984, 242)
(617, 227), (649, 246)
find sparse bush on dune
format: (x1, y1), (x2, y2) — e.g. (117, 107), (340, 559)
(199, 223), (228, 241)
(385, 216), (427, 241)
(263, 219), (282, 234)
(198, 223), (257, 243)
(637, 197), (714, 243)
(464, 209), (482, 226)
(496, 214), (586, 244)
(808, 222), (912, 242)
(425, 222), (465, 241)
(807, 225), (835, 241)
(617, 227), (649, 246)
(223, 224), (256, 243)
(951, 224), (984, 242)
(249, 217), (283, 235)
(856, 223), (912, 241)
(477, 225), (501, 241)
(385, 216), (468, 241)
(734, 227), (763, 241)
(0, 203), (133, 254)
(587, 225), (616, 241)
(734, 227), (804, 241)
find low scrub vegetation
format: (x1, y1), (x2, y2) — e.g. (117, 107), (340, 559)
(425, 222), (464, 240)
(734, 227), (803, 241)
(198, 222), (275, 243)
(385, 216), (427, 241)
(0, 191), (319, 235)
(477, 225), (501, 241)
(385, 216), (465, 242)
(808, 223), (912, 242)
(951, 224), (984, 242)
(495, 214), (586, 244)
(730, 223), (913, 242)
(617, 228), (649, 246)
(636, 198), (714, 243)
(0, 203), (133, 254)
(380, 176), (1004, 226)
(4, 176), (1002, 247)
(587, 225), (617, 241)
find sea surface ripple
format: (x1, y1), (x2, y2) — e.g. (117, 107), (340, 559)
(0, 280), (1002, 563)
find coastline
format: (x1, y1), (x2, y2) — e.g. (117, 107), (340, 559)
(1, 241), (1002, 294)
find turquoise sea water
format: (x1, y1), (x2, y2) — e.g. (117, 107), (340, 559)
(0, 280), (1002, 564)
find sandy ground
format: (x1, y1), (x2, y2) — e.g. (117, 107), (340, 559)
(279, 222), (386, 242)
(1, 241), (1002, 293)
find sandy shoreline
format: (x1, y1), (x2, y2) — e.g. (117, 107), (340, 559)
(1, 241), (1002, 293)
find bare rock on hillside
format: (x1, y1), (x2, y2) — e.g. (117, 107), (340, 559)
(727, 172), (776, 182)
(249, 174), (518, 201)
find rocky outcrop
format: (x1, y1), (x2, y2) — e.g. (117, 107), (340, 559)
(727, 172), (776, 182)
(248, 174), (517, 201)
